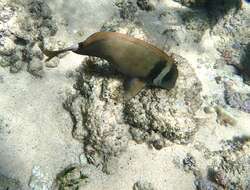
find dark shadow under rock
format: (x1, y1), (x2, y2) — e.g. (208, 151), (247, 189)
(136, 0), (156, 11)
(174, 0), (242, 27)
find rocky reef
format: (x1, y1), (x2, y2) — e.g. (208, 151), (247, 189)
(60, 0), (250, 188)
(206, 136), (250, 189)
(64, 25), (202, 172)
(1, 0), (250, 189)
(0, 0), (57, 76)
(124, 54), (202, 146)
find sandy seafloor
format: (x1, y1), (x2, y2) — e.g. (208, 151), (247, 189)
(0, 0), (250, 189)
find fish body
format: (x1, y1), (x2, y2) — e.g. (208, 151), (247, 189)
(43, 32), (178, 99)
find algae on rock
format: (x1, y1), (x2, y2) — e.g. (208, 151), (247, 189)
(54, 165), (89, 190)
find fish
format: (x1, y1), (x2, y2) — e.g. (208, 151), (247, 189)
(41, 32), (178, 100)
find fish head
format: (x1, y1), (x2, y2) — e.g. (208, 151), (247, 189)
(158, 63), (178, 90)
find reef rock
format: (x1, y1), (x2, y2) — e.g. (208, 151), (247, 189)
(224, 82), (250, 113)
(208, 136), (250, 189)
(64, 58), (131, 170)
(64, 39), (202, 171)
(0, 0), (57, 76)
(124, 54), (202, 146)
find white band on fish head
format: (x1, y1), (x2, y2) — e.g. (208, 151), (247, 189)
(68, 43), (79, 51)
(153, 64), (171, 87)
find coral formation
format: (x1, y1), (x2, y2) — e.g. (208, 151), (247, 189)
(0, 0), (57, 76)
(64, 58), (131, 171)
(207, 136), (250, 189)
(124, 54), (202, 146)
(115, 0), (138, 21)
(64, 50), (202, 171)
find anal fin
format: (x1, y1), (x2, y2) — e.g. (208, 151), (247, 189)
(124, 78), (146, 101)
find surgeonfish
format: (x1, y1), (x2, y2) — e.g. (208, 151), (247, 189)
(42, 32), (178, 100)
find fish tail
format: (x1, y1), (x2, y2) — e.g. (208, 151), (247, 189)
(38, 43), (61, 62)
(43, 49), (61, 62)
(39, 43), (79, 62)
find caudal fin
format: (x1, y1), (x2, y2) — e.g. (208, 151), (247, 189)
(42, 49), (61, 62)
(39, 43), (79, 62)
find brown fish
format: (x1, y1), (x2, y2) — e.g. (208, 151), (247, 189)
(42, 32), (178, 99)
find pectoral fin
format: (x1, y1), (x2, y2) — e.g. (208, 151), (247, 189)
(124, 78), (146, 100)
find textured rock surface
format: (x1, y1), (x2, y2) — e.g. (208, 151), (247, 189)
(174, 0), (242, 11)
(0, 2), (82, 190)
(207, 137), (250, 189)
(64, 38), (202, 171)
(54, 165), (89, 190)
(136, 0), (156, 11)
(194, 178), (220, 190)
(115, 0), (138, 21)
(0, 0), (57, 76)
(0, 174), (21, 190)
(1, 0), (250, 189)
(224, 82), (250, 113)
(64, 58), (131, 170)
